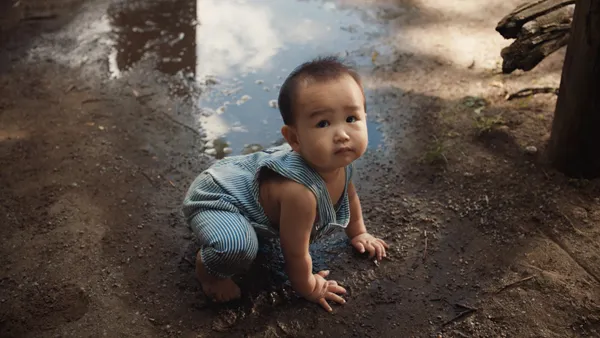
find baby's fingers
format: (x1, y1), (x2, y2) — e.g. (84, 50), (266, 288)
(377, 238), (390, 249)
(317, 270), (330, 278)
(319, 298), (333, 312)
(325, 291), (346, 305)
(354, 242), (365, 254)
(373, 243), (383, 261)
(365, 242), (376, 258)
(327, 283), (347, 295)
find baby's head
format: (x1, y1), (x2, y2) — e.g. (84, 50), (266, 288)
(278, 56), (368, 172)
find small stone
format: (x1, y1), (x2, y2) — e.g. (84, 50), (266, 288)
(71, 182), (79, 187)
(525, 146), (538, 154)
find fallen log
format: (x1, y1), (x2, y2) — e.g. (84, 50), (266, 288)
(496, 0), (575, 73)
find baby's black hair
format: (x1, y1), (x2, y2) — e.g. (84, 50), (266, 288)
(277, 56), (365, 125)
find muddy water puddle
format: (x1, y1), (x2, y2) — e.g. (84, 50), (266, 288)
(108, 0), (388, 157)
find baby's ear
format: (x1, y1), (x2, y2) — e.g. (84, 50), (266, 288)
(281, 125), (301, 152)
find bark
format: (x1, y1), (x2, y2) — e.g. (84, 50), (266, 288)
(547, 0), (600, 178)
(496, 0), (575, 73)
(497, 0), (575, 38)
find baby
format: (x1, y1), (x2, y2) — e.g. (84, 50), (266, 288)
(182, 56), (388, 312)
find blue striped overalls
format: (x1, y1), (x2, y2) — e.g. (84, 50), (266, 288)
(182, 143), (353, 278)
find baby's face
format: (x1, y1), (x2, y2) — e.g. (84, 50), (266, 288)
(289, 74), (368, 172)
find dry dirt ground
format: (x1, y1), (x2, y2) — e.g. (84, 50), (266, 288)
(2, 0), (600, 337)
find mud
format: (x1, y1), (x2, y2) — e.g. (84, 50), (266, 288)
(2, 0), (600, 338)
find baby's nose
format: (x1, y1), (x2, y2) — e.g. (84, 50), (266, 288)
(334, 129), (350, 141)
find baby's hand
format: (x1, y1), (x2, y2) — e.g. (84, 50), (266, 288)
(351, 233), (389, 261)
(305, 270), (347, 312)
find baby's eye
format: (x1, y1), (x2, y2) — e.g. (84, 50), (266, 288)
(346, 116), (357, 123)
(316, 120), (330, 128)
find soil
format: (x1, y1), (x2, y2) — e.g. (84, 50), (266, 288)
(2, 0), (600, 337)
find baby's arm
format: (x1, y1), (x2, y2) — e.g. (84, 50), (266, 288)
(345, 181), (389, 260)
(279, 182), (346, 311)
(344, 181), (367, 239)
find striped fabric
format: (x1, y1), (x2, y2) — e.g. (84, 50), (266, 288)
(182, 143), (353, 278)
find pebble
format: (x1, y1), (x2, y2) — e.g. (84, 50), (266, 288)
(268, 100), (278, 108)
(525, 146), (538, 154)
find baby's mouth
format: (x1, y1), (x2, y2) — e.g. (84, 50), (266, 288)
(334, 146), (354, 154)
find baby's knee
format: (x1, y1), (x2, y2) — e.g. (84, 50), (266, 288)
(220, 235), (259, 267)
(200, 233), (258, 277)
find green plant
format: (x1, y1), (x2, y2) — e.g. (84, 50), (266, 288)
(421, 137), (448, 165)
(474, 114), (504, 135)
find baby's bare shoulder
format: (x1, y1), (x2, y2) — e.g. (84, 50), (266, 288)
(278, 180), (315, 207)
(278, 180), (316, 230)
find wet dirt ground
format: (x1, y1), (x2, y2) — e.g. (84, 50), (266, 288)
(2, 0), (600, 337)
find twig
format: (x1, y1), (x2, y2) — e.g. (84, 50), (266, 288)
(65, 84), (76, 93)
(455, 302), (478, 312)
(140, 171), (158, 188)
(442, 308), (477, 327)
(423, 230), (428, 262)
(452, 330), (469, 338)
(542, 169), (550, 180)
(558, 210), (586, 235)
(135, 93), (155, 101)
(495, 275), (535, 293)
(159, 109), (202, 137)
(441, 153), (449, 165)
(81, 98), (109, 104)
(506, 87), (559, 100)
(22, 14), (58, 21)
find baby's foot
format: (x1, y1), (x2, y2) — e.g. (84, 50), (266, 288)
(195, 252), (241, 302)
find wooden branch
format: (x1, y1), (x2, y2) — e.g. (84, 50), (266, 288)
(501, 22), (572, 73)
(494, 275), (535, 293)
(496, 0), (575, 73)
(496, 0), (575, 39)
(506, 87), (559, 100)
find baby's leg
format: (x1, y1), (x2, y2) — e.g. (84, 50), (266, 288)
(190, 209), (259, 302)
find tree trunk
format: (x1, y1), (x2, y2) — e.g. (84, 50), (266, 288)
(547, 0), (600, 178)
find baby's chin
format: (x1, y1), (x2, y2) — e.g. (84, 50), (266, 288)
(328, 155), (359, 169)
